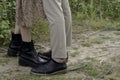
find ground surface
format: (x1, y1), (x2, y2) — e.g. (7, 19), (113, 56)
(0, 27), (120, 80)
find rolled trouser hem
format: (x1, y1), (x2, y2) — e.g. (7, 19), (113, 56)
(52, 53), (67, 59)
(52, 56), (67, 59)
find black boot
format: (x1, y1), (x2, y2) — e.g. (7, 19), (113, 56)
(31, 59), (67, 75)
(38, 50), (52, 60)
(39, 50), (68, 62)
(19, 41), (48, 68)
(7, 33), (22, 57)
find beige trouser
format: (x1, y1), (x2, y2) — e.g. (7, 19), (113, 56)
(43, 0), (72, 59)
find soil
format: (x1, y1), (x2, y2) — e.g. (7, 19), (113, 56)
(0, 30), (120, 80)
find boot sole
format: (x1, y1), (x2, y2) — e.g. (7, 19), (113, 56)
(19, 57), (38, 68)
(30, 69), (67, 76)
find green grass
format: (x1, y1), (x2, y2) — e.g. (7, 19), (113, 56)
(114, 31), (120, 35)
(100, 36), (111, 40)
(111, 56), (120, 62)
(0, 58), (9, 65)
(91, 38), (104, 44)
(73, 47), (78, 50)
(81, 37), (104, 47)
(81, 42), (92, 47)
(85, 57), (96, 61)
(70, 52), (78, 57)
(32, 21), (50, 43)
(85, 20), (107, 30)
(83, 64), (99, 77)
(73, 18), (120, 32)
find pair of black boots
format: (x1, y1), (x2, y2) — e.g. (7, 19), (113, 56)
(8, 33), (67, 75)
(7, 33), (51, 68)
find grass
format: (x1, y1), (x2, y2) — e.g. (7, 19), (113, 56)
(116, 68), (120, 77)
(0, 11), (120, 80)
(70, 52), (78, 57)
(85, 20), (107, 30)
(32, 21), (50, 43)
(91, 38), (103, 44)
(100, 36), (111, 40)
(0, 58), (9, 66)
(81, 42), (92, 47)
(85, 57), (96, 61)
(72, 17), (120, 31)
(101, 47), (108, 51)
(83, 64), (99, 77)
(81, 37), (104, 47)
(73, 47), (78, 50)
(111, 56), (120, 62)
(12, 74), (82, 80)
(114, 31), (120, 35)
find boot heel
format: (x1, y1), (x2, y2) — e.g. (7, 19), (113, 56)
(7, 48), (18, 57)
(7, 33), (22, 57)
(19, 57), (29, 66)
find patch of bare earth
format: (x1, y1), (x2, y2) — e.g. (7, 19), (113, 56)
(0, 30), (120, 80)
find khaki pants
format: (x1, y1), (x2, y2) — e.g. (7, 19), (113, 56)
(43, 0), (72, 59)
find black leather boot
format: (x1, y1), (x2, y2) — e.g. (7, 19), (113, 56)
(19, 41), (48, 68)
(7, 33), (22, 57)
(39, 50), (68, 62)
(31, 59), (67, 75)
(38, 50), (52, 60)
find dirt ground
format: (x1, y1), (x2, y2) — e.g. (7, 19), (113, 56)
(0, 30), (120, 80)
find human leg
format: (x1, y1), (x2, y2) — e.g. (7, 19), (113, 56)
(62, 0), (72, 47)
(31, 0), (68, 74)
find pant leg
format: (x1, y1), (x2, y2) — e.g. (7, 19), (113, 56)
(62, 0), (72, 47)
(43, 0), (67, 59)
